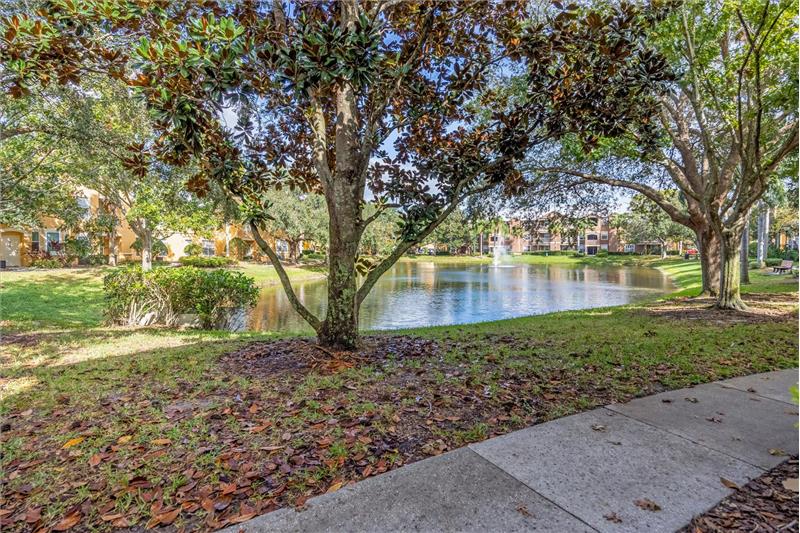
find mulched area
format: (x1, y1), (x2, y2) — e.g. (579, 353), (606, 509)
(681, 458), (799, 532)
(0, 335), (635, 532)
(1, 331), (795, 532)
(645, 293), (798, 324)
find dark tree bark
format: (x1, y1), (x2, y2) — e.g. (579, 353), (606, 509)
(717, 225), (747, 310)
(740, 212), (750, 284)
(107, 227), (118, 267)
(139, 226), (153, 271)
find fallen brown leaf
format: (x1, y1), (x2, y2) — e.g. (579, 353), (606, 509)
(61, 437), (84, 449)
(634, 498), (661, 512)
(720, 477), (740, 490)
(25, 507), (41, 523)
(516, 504), (533, 517)
(156, 507), (180, 525)
(326, 481), (343, 493)
(52, 511), (81, 530)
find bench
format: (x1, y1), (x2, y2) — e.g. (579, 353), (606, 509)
(773, 260), (794, 274)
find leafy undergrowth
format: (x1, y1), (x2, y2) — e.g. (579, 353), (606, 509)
(2, 290), (798, 532)
(680, 458), (798, 532)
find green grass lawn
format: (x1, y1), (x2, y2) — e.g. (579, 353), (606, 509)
(1, 257), (797, 531)
(0, 262), (326, 330)
(233, 262), (326, 287)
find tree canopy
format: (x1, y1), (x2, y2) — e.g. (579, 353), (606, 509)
(2, 0), (677, 347)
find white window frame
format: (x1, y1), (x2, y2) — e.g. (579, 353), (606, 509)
(202, 239), (215, 257)
(600, 231), (608, 241)
(45, 230), (61, 253)
(624, 243), (636, 253)
(31, 231), (40, 252)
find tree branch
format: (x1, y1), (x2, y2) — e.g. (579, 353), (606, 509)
(249, 221), (322, 331)
(534, 166), (694, 227)
(356, 179), (493, 305)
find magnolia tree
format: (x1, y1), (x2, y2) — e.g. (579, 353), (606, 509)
(2, 1), (675, 347)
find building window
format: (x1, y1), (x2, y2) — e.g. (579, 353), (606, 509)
(587, 234), (598, 241)
(77, 197), (91, 219)
(600, 232), (608, 241)
(31, 231), (40, 252)
(45, 231), (60, 253)
(202, 239), (215, 257)
(624, 244), (636, 253)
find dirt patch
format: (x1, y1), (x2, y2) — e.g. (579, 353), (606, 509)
(644, 293), (798, 324)
(680, 458), (798, 532)
(221, 335), (440, 375)
(0, 332), (43, 348)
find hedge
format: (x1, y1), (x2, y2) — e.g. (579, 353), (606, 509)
(104, 266), (258, 329)
(178, 255), (236, 268)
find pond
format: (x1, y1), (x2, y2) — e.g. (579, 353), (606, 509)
(248, 261), (673, 332)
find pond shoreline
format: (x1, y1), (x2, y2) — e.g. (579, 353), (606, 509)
(249, 258), (677, 332)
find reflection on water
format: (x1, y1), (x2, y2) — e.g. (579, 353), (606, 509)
(248, 261), (673, 332)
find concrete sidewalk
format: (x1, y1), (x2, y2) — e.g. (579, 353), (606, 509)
(228, 369), (799, 533)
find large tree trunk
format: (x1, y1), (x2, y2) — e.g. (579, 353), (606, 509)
(318, 177), (363, 349)
(695, 225), (720, 297)
(659, 239), (668, 259)
(140, 226), (153, 271)
(756, 207), (770, 268)
(108, 227), (118, 267)
(318, 233), (360, 349)
(740, 213), (750, 284)
(717, 228), (747, 310)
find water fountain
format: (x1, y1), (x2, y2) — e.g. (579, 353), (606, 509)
(492, 231), (508, 266)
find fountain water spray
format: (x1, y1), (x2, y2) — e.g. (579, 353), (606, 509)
(492, 231), (507, 266)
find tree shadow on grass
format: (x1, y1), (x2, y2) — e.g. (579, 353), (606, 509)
(1, 272), (105, 329)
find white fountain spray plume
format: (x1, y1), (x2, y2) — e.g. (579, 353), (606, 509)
(493, 230), (507, 266)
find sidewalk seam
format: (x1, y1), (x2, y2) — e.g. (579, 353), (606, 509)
(601, 404), (770, 472)
(463, 447), (601, 532)
(714, 382), (797, 406)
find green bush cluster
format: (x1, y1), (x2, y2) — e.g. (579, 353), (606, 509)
(522, 250), (571, 256)
(131, 238), (169, 257)
(30, 258), (63, 269)
(104, 266), (259, 329)
(178, 255), (235, 268)
(749, 257), (789, 269)
(183, 243), (203, 256)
